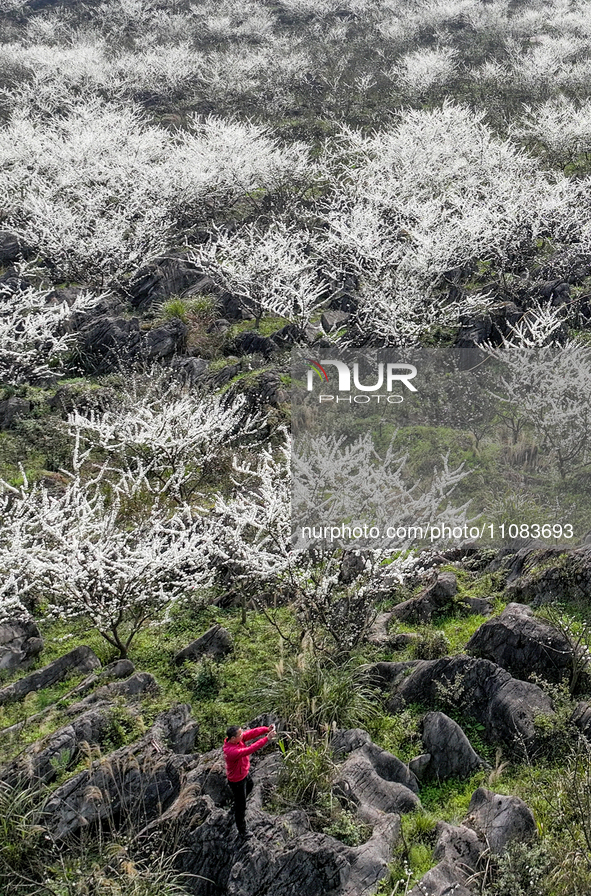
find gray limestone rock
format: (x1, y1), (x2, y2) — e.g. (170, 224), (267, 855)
(372, 655), (555, 753)
(432, 821), (485, 882)
(467, 602), (572, 684)
(464, 787), (537, 854)
(0, 646), (100, 706)
(420, 712), (488, 780)
(0, 618), (43, 671)
(175, 624), (233, 664)
(42, 705), (198, 840)
(408, 861), (473, 896)
(66, 672), (159, 714)
(333, 742), (420, 823)
(134, 793), (399, 896)
(392, 573), (458, 624)
(331, 728), (372, 758)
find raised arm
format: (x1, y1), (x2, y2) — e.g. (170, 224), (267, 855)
(230, 736), (269, 758)
(242, 727), (271, 742)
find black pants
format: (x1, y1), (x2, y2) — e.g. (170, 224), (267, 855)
(228, 774), (253, 834)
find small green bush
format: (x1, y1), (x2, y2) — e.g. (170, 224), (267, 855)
(483, 839), (552, 896)
(188, 656), (224, 700)
(277, 736), (335, 808)
(252, 654), (380, 734)
(412, 629), (451, 660)
(325, 809), (370, 846)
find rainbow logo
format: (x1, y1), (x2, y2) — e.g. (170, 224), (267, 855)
(306, 359), (329, 382)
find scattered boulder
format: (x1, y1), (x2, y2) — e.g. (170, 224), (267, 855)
(390, 632), (421, 651)
(61, 659), (135, 702)
(175, 624), (233, 665)
(42, 704), (198, 840)
(464, 787), (536, 854)
(331, 728), (372, 758)
(500, 545), (591, 605)
(66, 672), (159, 714)
(570, 701), (591, 739)
(170, 356), (209, 384)
(333, 741), (420, 823)
(0, 396), (33, 429)
(372, 655), (555, 753)
(127, 258), (214, 310)
(0, 618), (43, 672)
(0, 230), (30, 263)
(432, 821), (485, 882)
(392, 573), (458, 624)
(410, 789), (537, 895)
(367, 611), (396, 648)
(461, 596), (493, 616)
(242, 370), (288, 407)
(467, 603), (573, 684)
(321, 310), (350, 333)
(77, 316), (142, 373)
(143, 317), (187, 359)
(231, 330), (278, 358)
(272, 323), (302, 348)
(408, 754), (431, 781)
(418, 712), (488, 780)
(408, 860), (472, 896)
(0, 646), (101, 706)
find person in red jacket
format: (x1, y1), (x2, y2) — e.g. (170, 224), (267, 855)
(223, 723), (275, 839)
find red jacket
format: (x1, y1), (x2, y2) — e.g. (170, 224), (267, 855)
(223, 727), (270, 782)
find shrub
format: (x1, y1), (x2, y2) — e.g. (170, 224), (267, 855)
(412, 629), (451, 660)
(277, 736), (335, 808)
(252, 653), (380, 734)
(324, 809), (370, 846)
(188, 656), (224, 700)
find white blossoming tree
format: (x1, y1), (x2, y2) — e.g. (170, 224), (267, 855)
(0, 471), (213, 658)
(211, 431), (470, 652)
(68, 373), (265, 503)
(0, 266), (102, 385)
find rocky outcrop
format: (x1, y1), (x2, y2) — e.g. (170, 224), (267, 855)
(143, 317), (187, 359)
(333, 741), (420, 823)
(499, 545), (591, 605)
(408, 860), (473, 896)
(135, 794), (399, 896)
(0, 396), (33, 429)
(231, 330), (279, 358)
(65, 671), (159, 714)
(372, 655), (555, 753)
(1, 702), (142, 787)
(432, 821), (485, 883)
(392, 573), (458, 624)
(410, 788), (537, 894)
(77, 316), (142, 372)
(321, 310), (350, 333)
(571, 701), (591, 739)
(0, 230), (30, 263)
(0, 618), (43, 672)
(174, 624), (233, 665)
(0, 646), (100, 705)
(127, 257), (214, 310)
(367, 612), (397, 649)
(464, 787), (537, 853)
(467, 603), (573, 684)
(42, 704), (198, 840)
(331, 728), (372, 758)
(414, 712), (488, 781)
